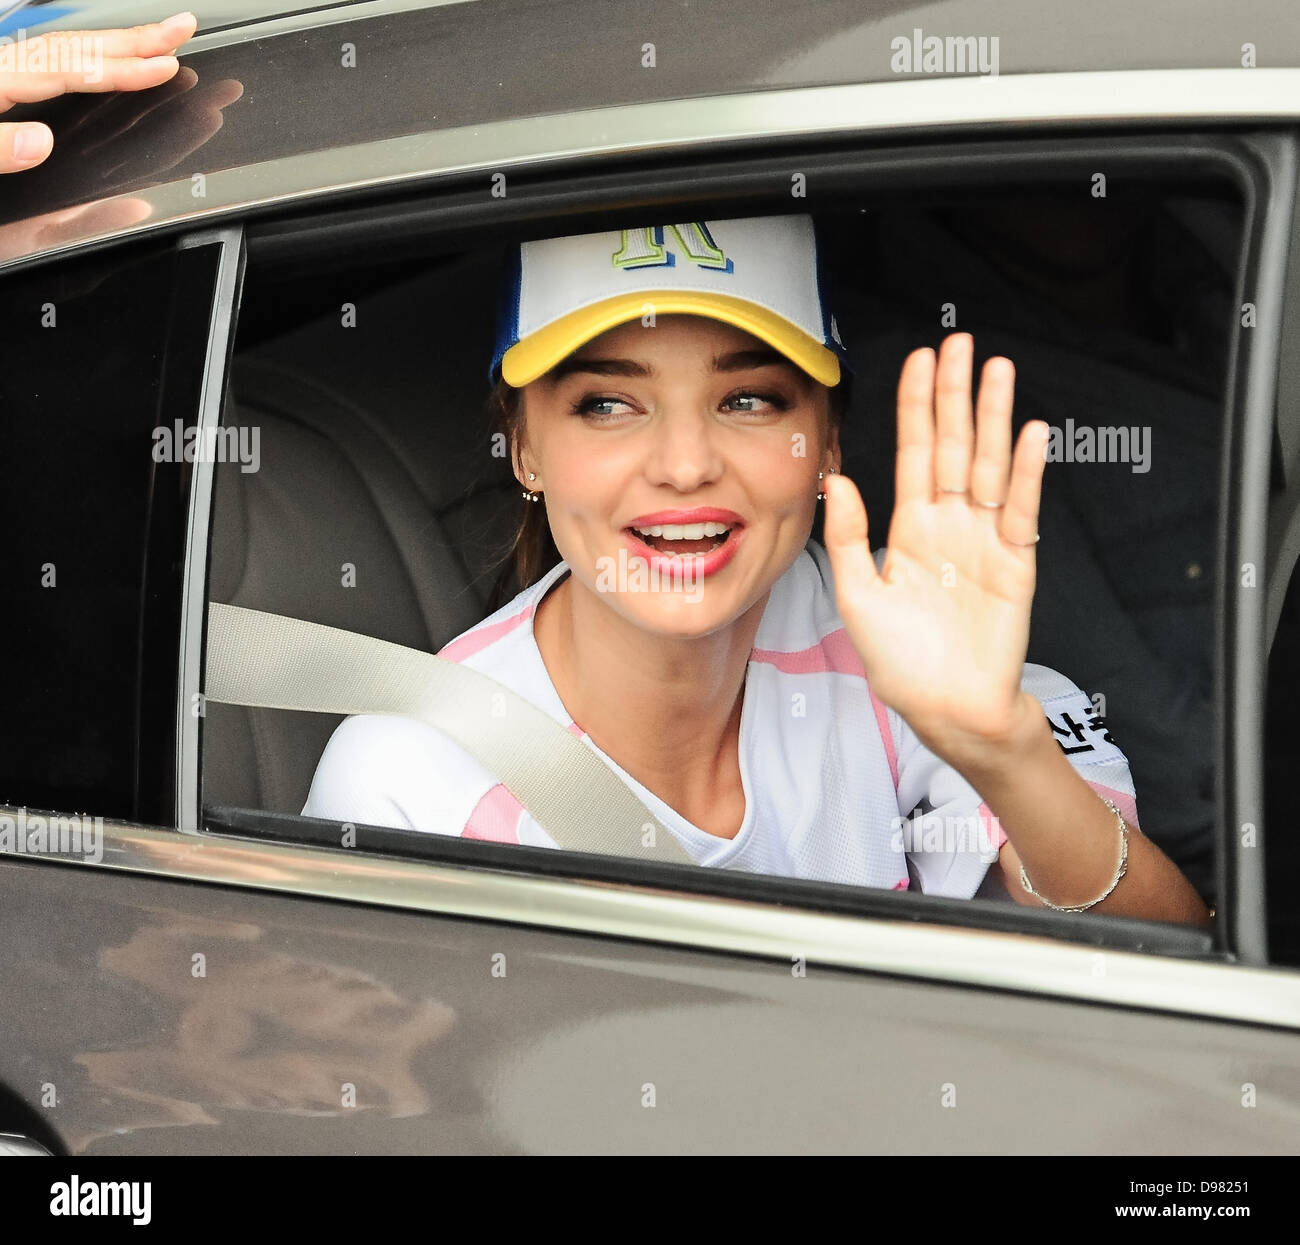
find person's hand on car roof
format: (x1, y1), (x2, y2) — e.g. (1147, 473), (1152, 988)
(0, 10), (197, 174)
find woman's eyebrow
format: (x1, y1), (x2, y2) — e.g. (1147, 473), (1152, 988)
(546, 348), (800, 383)
(548, 357), (651, 382)
(712, 348), (795, 373)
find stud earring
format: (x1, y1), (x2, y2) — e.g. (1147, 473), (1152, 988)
(522, 472), (541, 502)
(817, 468), (836, 502)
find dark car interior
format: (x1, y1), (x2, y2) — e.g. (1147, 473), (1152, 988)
(199, 162), (1260, 942)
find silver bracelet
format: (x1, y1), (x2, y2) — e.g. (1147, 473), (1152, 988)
(1018, 797), (1129, 913)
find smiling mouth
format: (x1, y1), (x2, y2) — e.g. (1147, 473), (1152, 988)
(628, 520), (735, 557)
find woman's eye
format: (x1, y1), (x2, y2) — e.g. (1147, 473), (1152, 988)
(723, 391), (789, 414)
(574, 395), (637, 419)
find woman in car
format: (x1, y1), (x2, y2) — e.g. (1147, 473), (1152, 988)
(303, 214), (1211, 927)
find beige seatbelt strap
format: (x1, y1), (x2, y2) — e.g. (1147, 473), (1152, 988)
(204, 602), (695, 866)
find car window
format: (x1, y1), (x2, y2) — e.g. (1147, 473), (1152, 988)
(198, 149), (1249, 944)
(825, 181), (1240, 907)
(0, 238), (222, 826)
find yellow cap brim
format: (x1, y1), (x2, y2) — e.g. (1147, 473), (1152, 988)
(500, 291), (841, 388)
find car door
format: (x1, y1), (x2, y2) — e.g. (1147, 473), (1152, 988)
(2, 84), (1300, 1162)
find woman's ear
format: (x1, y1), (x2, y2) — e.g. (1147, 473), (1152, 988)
(512, 449), (530, 489)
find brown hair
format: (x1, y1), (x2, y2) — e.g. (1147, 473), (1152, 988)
(485, 377), (559, 611)
(483, 371), (852, 612)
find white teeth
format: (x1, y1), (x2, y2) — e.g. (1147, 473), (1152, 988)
(632, 521), (732, 539)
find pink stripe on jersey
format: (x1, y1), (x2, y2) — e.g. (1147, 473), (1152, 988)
(438, 603), (535, 663)
(1085, 782), (1141, 831)
(462, 783), (524, 843)
(750, 626), (866, 677)
(868, 688), (899, 789)
(892, 878), (910, 891)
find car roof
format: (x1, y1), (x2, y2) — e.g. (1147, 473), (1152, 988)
(15, 0), (1298, 69)
(2, 0), (1299, 267)
(2, 1), (378, 36)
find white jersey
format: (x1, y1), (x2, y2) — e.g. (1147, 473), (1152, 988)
(302, 541), (1140, 898)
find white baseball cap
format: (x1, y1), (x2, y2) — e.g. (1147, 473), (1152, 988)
(489, 215), (851, 388)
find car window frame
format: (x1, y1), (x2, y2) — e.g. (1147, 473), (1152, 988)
(187, 125), (1291, 967)
(0, 227), (237, 827)
(1220, 132), (1298, 965)
(4, 100), (1296, 1025)
(176, 225), (248, 831)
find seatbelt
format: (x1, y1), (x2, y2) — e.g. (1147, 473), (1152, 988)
(204, 602), (695, 866)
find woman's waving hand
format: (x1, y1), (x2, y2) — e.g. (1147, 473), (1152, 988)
(823, 332), (1049, 763)
(823, 332), (1209, 925)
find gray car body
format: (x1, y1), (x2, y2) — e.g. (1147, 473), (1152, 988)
(3, 0), (1300, 244)
(1, 0), (1300, 1154)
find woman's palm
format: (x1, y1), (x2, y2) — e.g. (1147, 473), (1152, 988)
(824, 334), (1048, 753)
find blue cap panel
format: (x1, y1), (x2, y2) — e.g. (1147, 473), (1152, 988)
(488, 246), (523, 386)
(811, 218), (855, 380)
